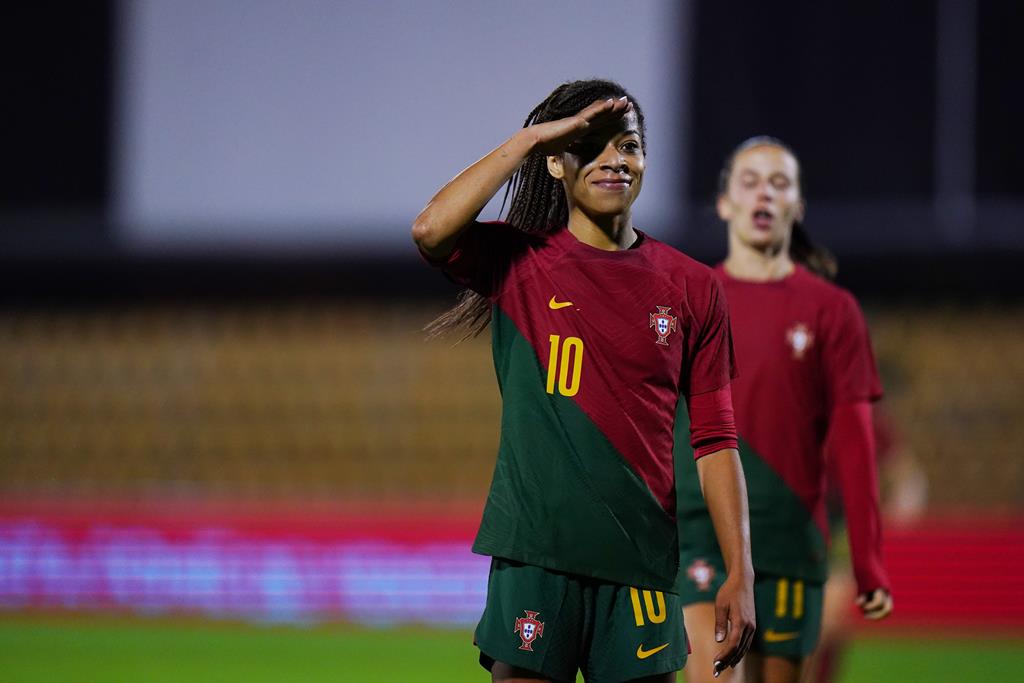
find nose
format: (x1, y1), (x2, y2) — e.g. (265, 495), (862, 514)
(757, 180), (775, 200)
(599, 145), (628, 173)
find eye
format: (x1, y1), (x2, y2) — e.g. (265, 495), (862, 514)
(621, 140), (641, 153)
(771, 175), (791, 190)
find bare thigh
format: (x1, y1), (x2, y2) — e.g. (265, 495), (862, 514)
(491, 660), (558, 683)
(491, 660), (677, 683)
(626, 673), (677, 682)
(681, 603), (744, 683)
(742, 652), (807, 683)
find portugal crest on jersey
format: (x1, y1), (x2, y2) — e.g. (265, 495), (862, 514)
(687, 558), (716, 592)
(786, 322), (815, 359)
(649, 306), (678, 346)
(514, 610), (545, 651)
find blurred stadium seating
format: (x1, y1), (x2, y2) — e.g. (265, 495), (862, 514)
(1, 303), (1020, 508)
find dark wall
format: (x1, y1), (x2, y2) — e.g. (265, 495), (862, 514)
(689, 0), (936, 201)
(1, 4), (112, 212)
(976, 1), (1024, 197)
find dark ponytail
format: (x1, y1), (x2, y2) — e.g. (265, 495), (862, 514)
(790, 220), (837, 280)
(427, 79), (646, 339)
(718, 136), (837, 281)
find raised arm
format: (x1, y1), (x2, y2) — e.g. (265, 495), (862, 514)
(411, 96), (633, 259)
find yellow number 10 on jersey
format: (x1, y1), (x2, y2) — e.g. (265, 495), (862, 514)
(546, 335), (584, 397)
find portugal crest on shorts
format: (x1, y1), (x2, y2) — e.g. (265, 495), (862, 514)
(687, 559), (716, 592)
(513, 610), (545, 651)
(786, 322), (815, 360)
(649, 306), (678, 346)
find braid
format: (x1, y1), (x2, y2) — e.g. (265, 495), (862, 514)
(428, 79), (646, 340)
(718, 136), (837, 281)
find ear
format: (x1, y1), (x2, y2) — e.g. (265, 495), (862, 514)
(546, 155), (565, 179)
(716, 194), (733, 222)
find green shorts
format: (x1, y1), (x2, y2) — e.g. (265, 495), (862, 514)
(475, 557), (688, 683)
(677, 553), (823, 658)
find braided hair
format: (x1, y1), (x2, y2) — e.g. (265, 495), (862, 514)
(718, 136), (837, 280)
(427, 79), (646, 339)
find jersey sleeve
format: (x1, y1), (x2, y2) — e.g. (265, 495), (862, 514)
(828, 401), (891, 594)
(684, 274), (738, 397)
(421, 220), (527, 298)
(822, 291), (883, 406)
(687, 383), (739, 459)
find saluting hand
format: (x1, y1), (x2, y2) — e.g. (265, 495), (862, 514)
(856, 588), (893, 620)
(524, 96), (633, 156)
(712, 571), (756, 678)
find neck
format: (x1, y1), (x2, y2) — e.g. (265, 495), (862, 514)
(566, 207), (636, 251)
(723, 231), (794, 281)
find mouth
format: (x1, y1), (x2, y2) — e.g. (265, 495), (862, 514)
(752, 208), (774, 230)
(592, 176), (632, 192)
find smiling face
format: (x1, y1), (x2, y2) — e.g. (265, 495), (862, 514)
(717, 143), (804, 253)
(546, 110), (645, 220)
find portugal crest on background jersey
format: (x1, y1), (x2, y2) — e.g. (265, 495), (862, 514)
(687, 558), (716, 592)
(786, 322), (815, 359)
(649, 306), (678, 346)
(514, 610), (545, 651)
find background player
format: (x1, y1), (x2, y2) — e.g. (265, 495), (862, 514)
(413, 80), (755, 682)
(675, 137), (892, 683)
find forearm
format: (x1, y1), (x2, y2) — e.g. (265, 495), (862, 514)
(829, 401), (890, 593)
(411, 129), (538, 258)
(696, 448), (753, 579)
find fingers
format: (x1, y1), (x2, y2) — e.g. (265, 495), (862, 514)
(712, 614), (744, 676)
(736, 623), (755, 661)
(715, 618), (755, 673)
(714, 600), (729, 644)
(712, 624), (753, 677)
(711, 600), (732, 677)
(577, 96), (633, 124)
(857, 589), (894, 620)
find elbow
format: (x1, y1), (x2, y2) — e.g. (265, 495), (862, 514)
(411, 213), (436, 251)
(413, 209), (462, 259)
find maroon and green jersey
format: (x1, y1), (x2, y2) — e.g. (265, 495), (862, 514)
(677, 264), (882, 583)
(431, 222), (736, 591)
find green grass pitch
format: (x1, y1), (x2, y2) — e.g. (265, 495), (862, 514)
(0, 615), (1020, 682)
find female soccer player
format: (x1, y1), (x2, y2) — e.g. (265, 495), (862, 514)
(675, 137), (893, 683)
(413, 80), (755, 683)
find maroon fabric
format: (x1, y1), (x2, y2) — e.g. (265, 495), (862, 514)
(829, 400), (890, 593)
(434, 222), (738, 513)
(688, 383), (739, 458)
(714, 264), (883, 539)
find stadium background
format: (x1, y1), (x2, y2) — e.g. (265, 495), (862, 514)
(1, 1), (1022, 681)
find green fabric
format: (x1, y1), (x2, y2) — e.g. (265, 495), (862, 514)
(675, 552), (823, 659)
(674, 401), (828, 584)
(475, 558), (688, 683)
(473, 307), (678, 591)
(750, 573), (823, 658)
